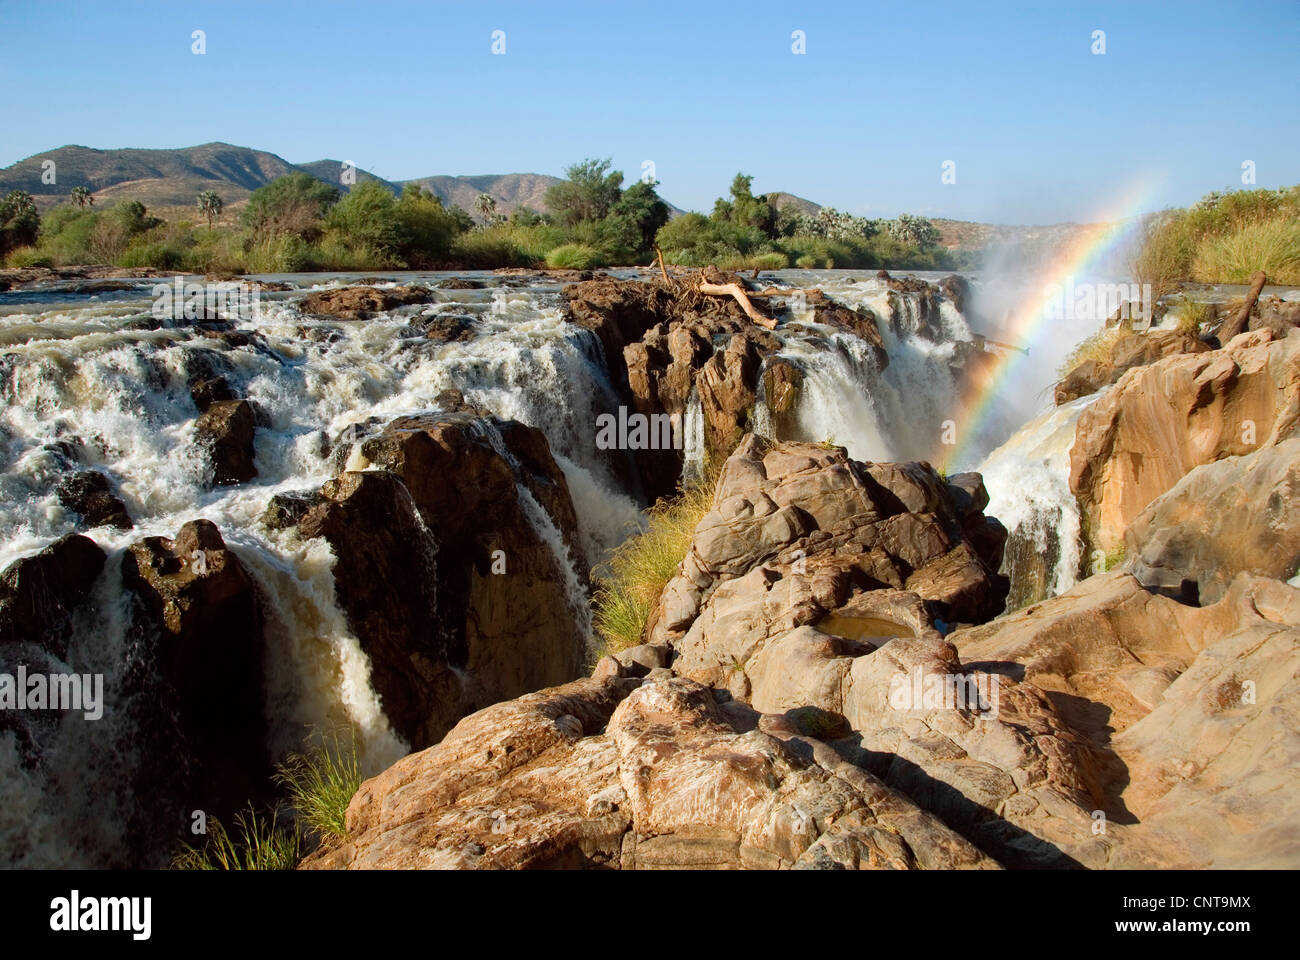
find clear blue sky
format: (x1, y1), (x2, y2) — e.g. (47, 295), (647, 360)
(1, 0), (1296, 223)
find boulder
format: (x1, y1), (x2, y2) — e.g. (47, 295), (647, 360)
(1126, 437), (1300, 604)
(195, 399), (258, 485)
(299, 285), (434, 321)
(0, 534), (106, 659)
(55, 470), (133, 531)
(121, 520), (270, 825)
(1055, 330), (1212, 405)
(303, 674), (998, 871)
(1070, 328), (1300, 555)
(295, 412), (589, 750)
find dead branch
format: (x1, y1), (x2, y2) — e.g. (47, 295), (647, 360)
(1219, 270), (1267, 342)
(698, 280), (778, 329)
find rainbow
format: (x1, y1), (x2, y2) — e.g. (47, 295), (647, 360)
(941, 175), (1165, 472)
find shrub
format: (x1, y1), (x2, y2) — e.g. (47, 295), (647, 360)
(545, 243), (602, 270)
(453, 223), (564, 268)
(323, 180), (402, 258)
(5, 245), (53, 268)
(395, 184), (464, 266)
(1192, 218), (1300, 285)
(38, 205), (99, 264)
(1057, 326), (1122, 378)
(242, 172), (338, 239)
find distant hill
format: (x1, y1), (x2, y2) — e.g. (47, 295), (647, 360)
(0, 143), (1108, 259)
(398, 173), (564, 218)
(0, 143), (686, 219)
(768, 192), (822, 217)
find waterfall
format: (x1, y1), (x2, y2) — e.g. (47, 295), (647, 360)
(977, 391), (1105, 611)
(0, 277), (634, 865)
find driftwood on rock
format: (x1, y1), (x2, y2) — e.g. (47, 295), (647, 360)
(697, 279), (778, 329)
(1219, 270), (1268, 342)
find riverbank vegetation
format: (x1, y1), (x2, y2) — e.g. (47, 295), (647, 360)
(1135, 185), (1300, 295)
(2, 160), (962, 274)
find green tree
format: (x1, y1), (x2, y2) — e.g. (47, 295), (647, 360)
(395, 184), (464, 266)
(544, 158), (624, 227)
(70, 186), (94, 209)
(196, 190), (223, 229)
(596, 179), (670, 260)
(473, 192), (500, 227)
(241, 173), (339, 239)
(323, 180), (401, 255)
(888, 213), (941, 248)
(712, 174), (779, 238)
(0, 190), (40, 256)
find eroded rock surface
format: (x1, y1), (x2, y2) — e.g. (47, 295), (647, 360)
(304, 674), (998, 871)
(1070, 328), (1300, 554)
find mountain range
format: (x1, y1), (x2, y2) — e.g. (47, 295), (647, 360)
(0, 142), (1101, 254)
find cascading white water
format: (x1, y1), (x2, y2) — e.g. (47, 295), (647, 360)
(765, 277), (1013, 464)
(0, 275), (636, 865)
(976, 390), (1106, 608)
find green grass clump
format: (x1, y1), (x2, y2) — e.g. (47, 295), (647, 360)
(1135, 185), (1300, 293)
(545, 242), (602, 270)
(592, 468), (720, 659)
(4, 245), (53, 268)
(1173, 299), (1213, 334)
(273, 731), (363, 840)
(171, 807), (301, 870)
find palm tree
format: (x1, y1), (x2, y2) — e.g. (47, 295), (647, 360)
(473, 192), (497, 227)
(196, 190), (223, 229)
(70, 186), (93, 208)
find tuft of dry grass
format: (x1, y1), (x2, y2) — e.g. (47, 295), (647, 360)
(1057, 326), (1122, 379)
(591, 464), (721, 660)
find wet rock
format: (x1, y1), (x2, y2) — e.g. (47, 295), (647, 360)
(423, 313), (477, 343)
(296, 412), (589, 750)
(121, 520), (270, 824)
(261, 490), (324, 531)
(195, 399), (258, 485)
(299, 285), (435, 321)
(0, 534), (106, 659)
(55, 470), (133, 530)
(437, 277), (484, 290)
(297, 471), (455, 749)
(190, 376), (235, 412)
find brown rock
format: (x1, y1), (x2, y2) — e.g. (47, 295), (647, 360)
(304, 674), (997, 871)
(0, 534), (106, 659)
(121, 520), (269, 823)
(195, 399), (258, 485)
(1069, 329), (1300, 555)
(299, 284), (434, 321)
(55, 470), (133, 531)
